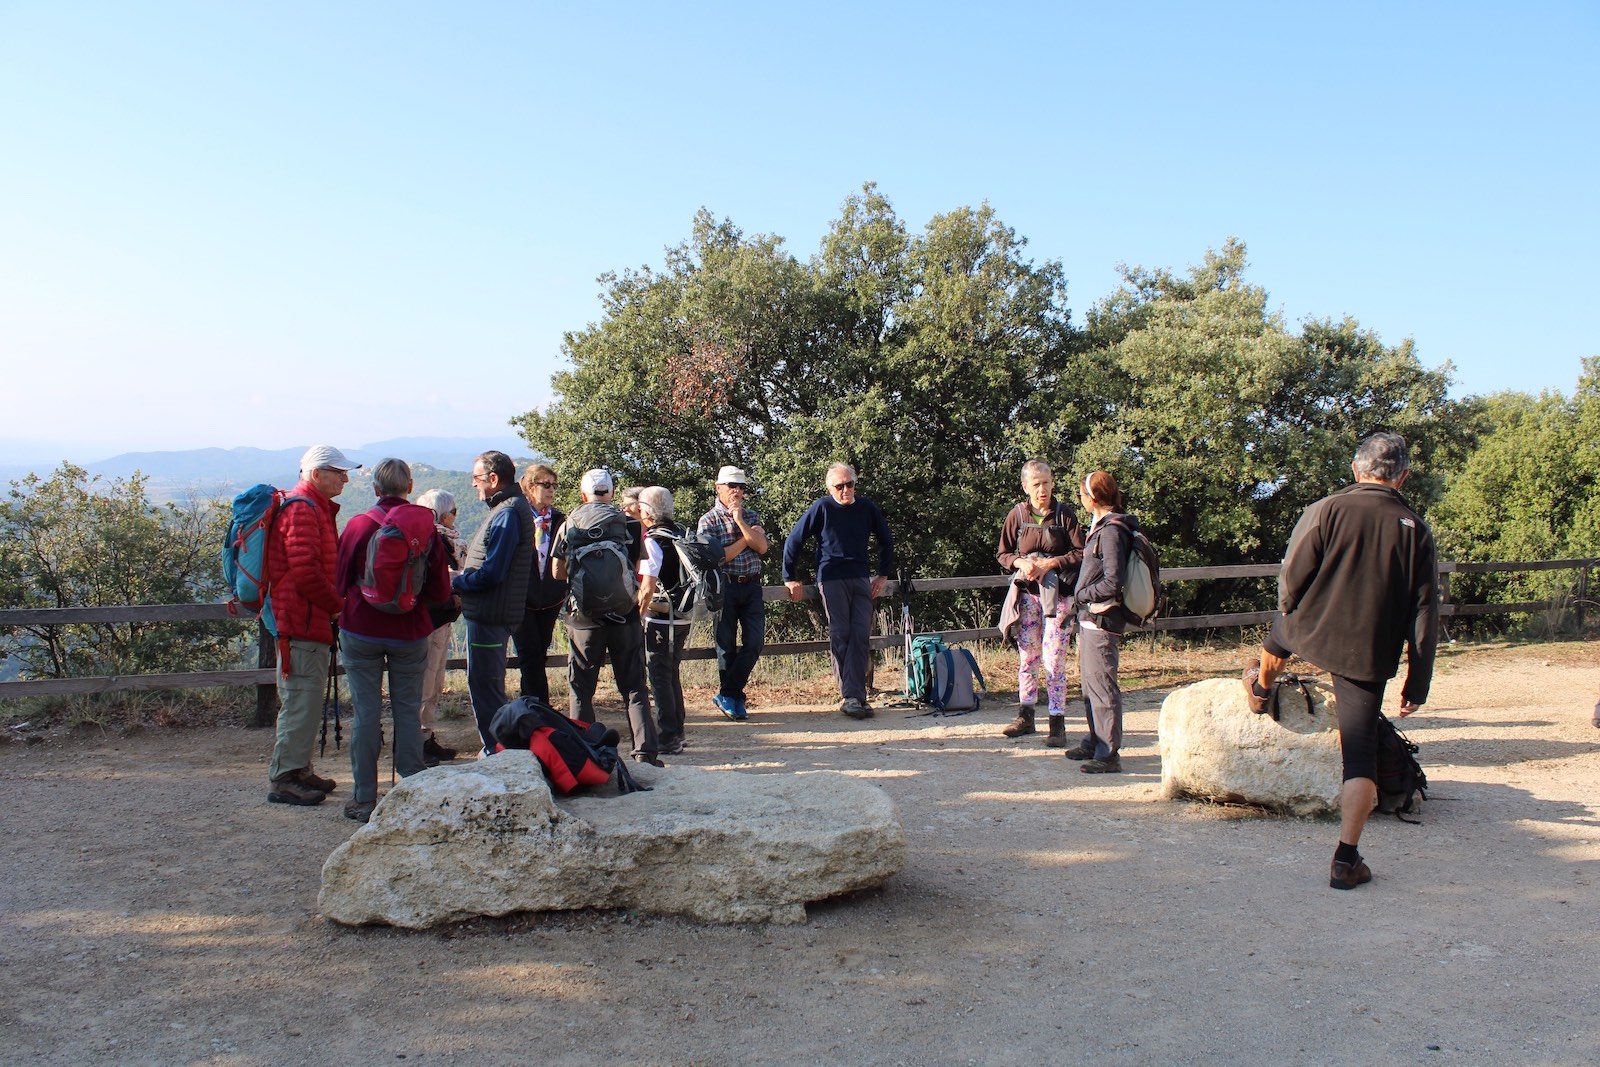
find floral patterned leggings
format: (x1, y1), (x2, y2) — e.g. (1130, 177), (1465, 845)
(1016, 591), (1073, 714)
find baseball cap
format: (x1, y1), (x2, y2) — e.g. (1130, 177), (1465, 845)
(716, 465), (748, 485)
(301, 444), (361, 472)
(580, 468), (614, 495)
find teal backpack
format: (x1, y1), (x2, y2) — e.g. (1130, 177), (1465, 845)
(222, 484), (311, 634)
(904, 634), (949, 703)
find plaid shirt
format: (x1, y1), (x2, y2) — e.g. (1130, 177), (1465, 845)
(697, 501), (764, 579)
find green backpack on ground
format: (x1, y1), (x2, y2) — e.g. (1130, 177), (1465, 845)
(905, 634), (948, 703)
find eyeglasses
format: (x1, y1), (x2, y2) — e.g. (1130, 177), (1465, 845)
(832, 481), (856, 491)
(471, 473), (490, 484)
(533, 480), (556, 489)
(724, 483), (746, 491)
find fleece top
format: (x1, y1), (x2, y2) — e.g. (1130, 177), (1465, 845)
(782, 495), (895, 584)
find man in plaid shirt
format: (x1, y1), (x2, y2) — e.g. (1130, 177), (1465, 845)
(697, 465), (769, 720)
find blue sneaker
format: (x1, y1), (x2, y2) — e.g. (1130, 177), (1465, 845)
(735, 697), (749, 720)
(713, 694), (745, 721)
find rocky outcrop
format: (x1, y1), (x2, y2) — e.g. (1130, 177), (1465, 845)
(1158, 676), (1342, 816)
(318, 753), (906, 928)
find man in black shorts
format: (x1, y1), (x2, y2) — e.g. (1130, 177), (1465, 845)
(1243, 432), (1439, 890)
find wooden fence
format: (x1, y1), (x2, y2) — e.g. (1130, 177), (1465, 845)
(0, 558), (1592, 715)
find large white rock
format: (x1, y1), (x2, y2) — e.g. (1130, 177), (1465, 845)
(318, 752), (907, 928)
(1158, 676), (1343, 816)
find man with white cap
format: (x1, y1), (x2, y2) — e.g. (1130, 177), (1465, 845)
(453, 450), (536, 756)
(696, 465), (769, 720)
(265, 444), (361, 806)
(552, 468), (661, 764)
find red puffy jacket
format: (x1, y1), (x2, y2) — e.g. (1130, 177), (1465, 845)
(266, 479), (342, 668)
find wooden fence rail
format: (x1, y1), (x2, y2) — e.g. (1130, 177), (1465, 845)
(1, 557), (1592, 703)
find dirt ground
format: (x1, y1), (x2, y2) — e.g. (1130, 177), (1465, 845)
(3, 640), (1598, 1067)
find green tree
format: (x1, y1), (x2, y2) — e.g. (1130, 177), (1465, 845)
(0, 464), (236, 678)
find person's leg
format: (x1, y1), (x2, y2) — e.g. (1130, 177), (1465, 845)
(1042, 608), (1071, 715)
(513, 606), (559, 702)
(818, 579), (854, 701)
(465, 621), (510, 754)
(606, 620), (657, 758)
(645, 621), (686, 747)
(846, 577), (875, 701)
(339, 633), (385, 804)
(269, 639), (332, 785)
(419, 624), (451, 735)
(387, 637), (430, 779)
(1015, 592), (1043, 708)
(1329, 673), (1386, 887)
(565, 623), (604, 724)
(725, 582), (766, 704)
(712, 588), (741, 699)
(1079, 627), (1123, 764)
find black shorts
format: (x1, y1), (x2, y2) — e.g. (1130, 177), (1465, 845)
(1266, 617), (1388, 782)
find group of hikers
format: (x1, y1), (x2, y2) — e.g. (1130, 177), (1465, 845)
(258, 432), (1455, 890)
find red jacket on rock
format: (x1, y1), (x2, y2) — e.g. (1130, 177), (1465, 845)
(265, 478), (342, 659)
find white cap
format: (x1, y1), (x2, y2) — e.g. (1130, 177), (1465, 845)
(580, 468), (614, 495)
(301, 444), (361, 472)
(716, 465), (748, 485)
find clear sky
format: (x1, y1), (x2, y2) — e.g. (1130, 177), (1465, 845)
(2, 1), (1595, 464)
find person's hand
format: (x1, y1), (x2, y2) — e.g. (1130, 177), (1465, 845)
(870, 575), (888, 599)
(1398, 700), (1422, 717)
(784, 580), (806, 602)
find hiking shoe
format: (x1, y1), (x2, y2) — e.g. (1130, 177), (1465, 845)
(635, 754), (665, 768)
(342, 797), (376, 823)
(268, 776), (327, 806)
(841, 698), (873, 720)
(1002, 707), (1036, 738)
(1044, 714), (1067, 748)
(735, 697), (749, 719)
(423, 734), (457, 763)
(295, 768), (336, 793)
(1080, 755), (1123, 774)
(659, 735), (686, 756)
(1242, 658), (1271, 714)
(1329, 855), (1373, 890)
(1063, 739), (1096, 761)
(713, 694), (746, 721)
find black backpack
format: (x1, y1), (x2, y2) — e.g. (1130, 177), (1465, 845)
(649, 527), (725, 621)
(1374, 712), (1427, 822)
(488, 697), (648, 795)
(562, 502), (638, 619)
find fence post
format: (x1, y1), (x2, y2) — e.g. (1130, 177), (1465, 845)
(1577, 561), (1590, 634)
(250, 619), (279, 728)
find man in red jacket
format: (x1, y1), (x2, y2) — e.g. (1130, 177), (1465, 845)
(1244, 432), (1438, 890)
(266, 444), (360, 807)
(334, 458), (454, 822)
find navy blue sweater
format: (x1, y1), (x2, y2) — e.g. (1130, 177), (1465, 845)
(782, 495), (895, 584)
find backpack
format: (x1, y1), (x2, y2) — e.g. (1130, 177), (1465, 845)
(563, 501), (638, 619)
(1374, 711), (1427, 822)
(904, 634), (948, 703)
(930, 646), (986, 713)
(649, 527), (725, 622)
(1087, 518), (1164, 626)
(488, 696), (647, 795)
(222, 483), (312, 630)
(357, 503), (437, 614)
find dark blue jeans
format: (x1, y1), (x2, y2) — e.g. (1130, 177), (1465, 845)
(713, 579), (765, 701)
(465, 620), (511, 755)
(819, 577), (874, 702)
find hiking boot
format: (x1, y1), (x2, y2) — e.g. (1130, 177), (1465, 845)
(1080, 754), (1123, 774)
(635, 754), (665, 768)
(268, 776), (327, 806)
(1002, 706), (1036, 738)
(423, 733), (457, 764)
(1063, 739), (1096, 760)
(841, 698), (873, 720)
(714, 694), (747, 721)
(659, 735), (686, 756)
(1044, 714), (1067, 748)
(342, 797), (376, 823)
(1329, 855), (1373, 890)
(1242, 658), (1271, 714)
(295, 768), (336, 793)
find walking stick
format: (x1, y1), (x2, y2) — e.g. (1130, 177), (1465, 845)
(319, 640), (343, 756)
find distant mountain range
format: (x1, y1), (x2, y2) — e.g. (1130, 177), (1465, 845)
(0, 437), (542, 499)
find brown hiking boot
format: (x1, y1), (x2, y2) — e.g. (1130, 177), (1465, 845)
(1080, 754), (1123, 774)
(1242, 659), (1271, 714)
(296, 767), (337, 793)
(1044, 714), (1067, 748)
(1063, 738), (1096, 760)
(268, 775), (327, 806)
(1329, 855), (1373, 890)
(1002, 707), (1036, 738)
(342, 797), (376, 823)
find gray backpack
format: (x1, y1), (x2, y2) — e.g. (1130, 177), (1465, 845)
(563, 502), (638, 619)
(930, 647), (986, 713)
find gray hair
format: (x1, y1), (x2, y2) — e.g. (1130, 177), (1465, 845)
(620, 486), (643, 504)
(1020, 459), (1052, 485)
(637, 485), (675, 521)
(415, 488), (457, 521)
(1353, 432), (1410, 483)
(825, 462), (856, 488)
(372, 458), (413, 498)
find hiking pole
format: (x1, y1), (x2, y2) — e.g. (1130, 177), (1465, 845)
(320, 640), (343, 756)
(898, 568), (915, 694)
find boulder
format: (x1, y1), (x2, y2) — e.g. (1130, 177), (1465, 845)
(1157, 676), (1342, 816)
(318, 752), (906, 928)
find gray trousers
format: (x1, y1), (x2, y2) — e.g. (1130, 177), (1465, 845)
(341, 631), (429, 803)
(820, 577), (874, 702)
(269, 639), (331, 783)
(567, 618), (658, 758)
(1078, 624), (1123, 759)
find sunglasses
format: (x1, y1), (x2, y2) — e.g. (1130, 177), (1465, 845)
(532, 480), (556, 489)
(724, 482), (747, 491)
(832, 480), (856, 491)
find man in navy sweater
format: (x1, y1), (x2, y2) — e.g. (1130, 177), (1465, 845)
(783, 463), (895, 719)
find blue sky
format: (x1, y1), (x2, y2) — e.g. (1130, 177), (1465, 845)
(2, 1), (1595, 464)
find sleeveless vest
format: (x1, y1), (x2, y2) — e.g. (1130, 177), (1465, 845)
(460, 488), (536, 626)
